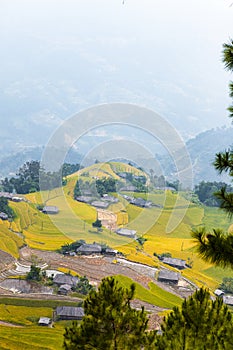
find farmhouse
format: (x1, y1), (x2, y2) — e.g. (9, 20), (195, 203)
(0, 212), (8, 220)
(58, 284), (72, 295)
(53, 274), (79, 287)
(91, 201), (109, 209)
(130, 197), (152, 208)
(38, 317), (51, 326)
(223, 295), (233, 306)
(55, 306), (84, 320)
(115, 228), (137, 239)
(158, 270), (180, 284)
(42, 206), (59, 214)
(105, 248), (118, 256)
(214, 289), (224, 297)
(76, 196), (93, 204)
(76, 243), (102, 255)
(162, 257), (187, 270)
(120, 186), (137, 192)
(102, 194), (119, 203)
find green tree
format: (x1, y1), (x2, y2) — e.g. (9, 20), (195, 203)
(220, 277), (233, 294)
(92, 219), (102, 228)
(0, 197), (14, 218)
(63, 277), (155, 350)
(26, 264), (41, 281)
(74, 276), (94, 295)
(156, 288), (233, 350)
(192, 39), (233, 267)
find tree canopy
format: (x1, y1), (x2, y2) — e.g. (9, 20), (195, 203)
(63, 277), (155, 350)
(156, 288), (233, 350)
(192, 39), (233, 267)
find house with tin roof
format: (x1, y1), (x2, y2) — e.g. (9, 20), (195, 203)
(42, 206), (59, 214)
(158, 270), (180, 284)
(162, 257), (187, 270)
(76, 243), (102, 255)
(115, 228), (137, 239)
(55, 306), (84, 321)
(53, 274), (78, 287)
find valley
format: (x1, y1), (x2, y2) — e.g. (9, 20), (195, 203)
(0, 161), (232, 349)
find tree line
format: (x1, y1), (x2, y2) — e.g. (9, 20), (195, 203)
(1, 161), (81, 194)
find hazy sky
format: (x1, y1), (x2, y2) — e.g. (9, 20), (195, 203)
(0, 0), (233, 150)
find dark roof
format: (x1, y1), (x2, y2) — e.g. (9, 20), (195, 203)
(130, 198), (152, 208)
(91, 201), (109, 208)
(158, 270), (180, 282)
(76, 244), (102, 254)
(56, 306), (84, 318)
(162, 257), (186, 269)
(105, 248), (118, 255)
(76, 196), (93, 203)
(53, 274), (78, 286)
(58, 284), (72, 292)
(42, 206), (59, 214)
(115, 228), (136, 238)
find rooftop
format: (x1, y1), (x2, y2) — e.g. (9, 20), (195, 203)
(115, 228), (137, 238)
(56, 306), (84, 318)
(158, 270), (180, 282)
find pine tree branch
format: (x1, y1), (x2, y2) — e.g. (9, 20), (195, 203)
(192, 227), (233, 268)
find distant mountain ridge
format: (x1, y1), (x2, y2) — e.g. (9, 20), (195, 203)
(0, 127), (232, 185)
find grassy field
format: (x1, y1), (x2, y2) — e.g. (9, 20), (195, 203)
(114, 275), (182, 309)
(0, 325), (65, 350)
(1, 162), (231, 295)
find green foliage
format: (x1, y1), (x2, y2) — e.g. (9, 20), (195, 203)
(92, 219), (102, 228)
(0, 197), (15, 218)
(63, 277), (155, 350)
(62, 163), (82, 177)
(26, 264), (41, 281)
(74, 179), (82, 198)
(136, 236), (147, 246)
(2, 161), (79, 195)
(220, 277), (233, 294)
(59, 240), (86, 254)
(192, 227), (233, 268)
(96, 177), (116, 196)
(74, 276), (94, 295)
(194, 181), (233, 207)
(156, 288), (233, 350)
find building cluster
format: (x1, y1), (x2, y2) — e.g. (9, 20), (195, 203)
(76, 193), (119, 209)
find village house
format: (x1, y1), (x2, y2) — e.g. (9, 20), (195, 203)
(223, 295), (233, 306)
(91, 201), (109, 209)
(53, 274), (79, 287)
(76, 243), (102, 255)
(38, 317), (51, 326)
(102, 194), (119, 203)
(158, 270), (180, 284)
(0, 212), (8, 220)
(105, 248), (118, 256)
(130, 197), (152, 208)
(115, 228), (137, 239)
(42, 206), (59, 214)
(162, 257), (187, 270)
(120, 185), (137, 192)
(76, 196), (93, 204)
(214, 289), (224, 297)
(55, 306), (84, 321)
(58, 284), (72, 295)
